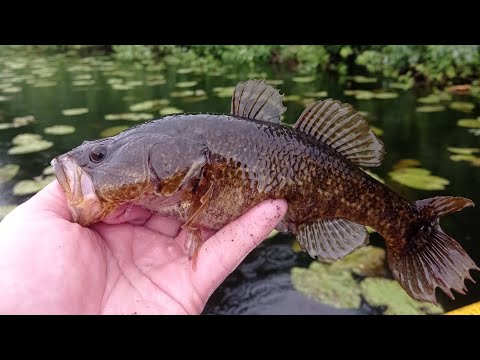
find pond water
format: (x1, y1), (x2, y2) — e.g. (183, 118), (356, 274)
(1, 47), (479, 314)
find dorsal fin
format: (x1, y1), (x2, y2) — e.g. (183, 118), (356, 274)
(231, 79), (286, 123)
(294, 99), (385, 167)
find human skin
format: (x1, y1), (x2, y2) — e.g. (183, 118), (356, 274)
(0, 181), (287, 315)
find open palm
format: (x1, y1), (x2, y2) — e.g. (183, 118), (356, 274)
(0, 181), (287, 315)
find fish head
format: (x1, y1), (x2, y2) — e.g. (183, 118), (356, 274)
(52, 134), (151, 226)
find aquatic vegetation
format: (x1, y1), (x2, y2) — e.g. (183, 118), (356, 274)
(175, 81), (198, 88)
(291, 262), (362, 309)
(129, 99), (169, 112)
(348, 75), (377, 84)
(362, 169), (385, 184)
(292, 76), (316, 83)
(449, 101), (475, 113)
(457, 118), (480, 128)
(416, 105), (446, 113)
(159, 107), (183, 115)
(0, 164), (20, 184)
(373, 92), (398, 100)
(330, 246), (387, 277)
(0, 204), (17, 221)
(370, 126), (384, 136)
(393, 158), (422, 169)
(8, 133), (53, 155)
(42, 165), (54, 176)
(62, 108), (89, 116)
(360, 278), (443, 315)
(213, 86), (236, 98)
(100, 125), (130, 137)
(44, 125), (76, 135)
(388, 82), (413, 91)
(0, 115), (36, 130)
(13, 175), (55, 196)
(105, 113), (154, 121)
(389, 166), (450, 190)
(447, 147), (479, 155)
(303, 90), (328, 98)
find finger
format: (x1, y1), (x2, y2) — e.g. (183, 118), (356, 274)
(102, 203), (153, 225)
(192, 199), (287, 294)
(144, 213), (183, 238)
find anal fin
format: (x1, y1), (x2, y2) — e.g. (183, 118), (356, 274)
(297, 218), (369, 262)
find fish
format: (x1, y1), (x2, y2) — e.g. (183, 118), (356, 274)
(51, 79), (479, 304)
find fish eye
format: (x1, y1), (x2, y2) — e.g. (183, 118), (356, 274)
(90, 144), (107, 163)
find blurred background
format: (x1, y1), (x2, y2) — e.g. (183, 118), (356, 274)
(0, 45), (479, 314)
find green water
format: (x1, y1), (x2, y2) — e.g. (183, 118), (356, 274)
(0, 47), (479, 314)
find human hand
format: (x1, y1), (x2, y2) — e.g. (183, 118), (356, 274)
(0, 181), (287, 314)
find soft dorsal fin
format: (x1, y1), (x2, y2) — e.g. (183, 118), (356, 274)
(297, 218), (369, 262)
(231, 80), (286, 123)
(294, 99), (385, 167)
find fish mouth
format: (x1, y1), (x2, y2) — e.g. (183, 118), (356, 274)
(51, 155), (103, 226)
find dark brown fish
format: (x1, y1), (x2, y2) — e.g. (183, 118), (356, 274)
(51, 79), (479, 304)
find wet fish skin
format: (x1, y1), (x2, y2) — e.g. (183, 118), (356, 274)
(52, 79), (479, 304)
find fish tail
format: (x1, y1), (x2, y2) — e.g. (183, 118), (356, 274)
(387, 196), (479, 304)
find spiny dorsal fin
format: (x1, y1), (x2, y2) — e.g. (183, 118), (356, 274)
(297, 218), (369, 262)
(294, 99), (385, 167)
(231, 79), (286, 123)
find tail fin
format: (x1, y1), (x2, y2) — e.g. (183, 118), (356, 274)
(387, 196), (479, 304)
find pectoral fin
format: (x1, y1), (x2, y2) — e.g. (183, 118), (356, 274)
(297, 218), (369, 262)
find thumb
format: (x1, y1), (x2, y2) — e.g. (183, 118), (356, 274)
(192, 199), (288, 296)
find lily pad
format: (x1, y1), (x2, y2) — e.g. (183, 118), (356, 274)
(62, 108), (89, 116)
(12, 115), (35, 127)
(469, 129), (480, 136)
(0, 204), (17, 220)
(176, 68), (193, 74)
(32, 81), (57, 88)
(266, 80), (284, 86)
(42, 165), (55, 176)
(44, 125), (76, 135)
(393, 158), (422, 170)
(360, 278), (443, 315)
(72, 80), (95, 86)
(389, 167), (449, 190)
(330, 246), (387, 277)
(371, 126), (384, 136)
(213, 86), (235, 98)
(417, 95), (441, 104)
(0, 95), (9, 101)
(450, 154), (479, 162)
(349, 76), (377, 84)
(292, 76), (316, 83)
(8, 140), (54, 155)
(175, 81), (198, 88)
(447, 147), (479, 155)
(13, 175), (55, 196)
(303, 91), (328, 98)
(129, 99), (169, 112)
(0, 164), (20, 184)
(457, 119), (480, 128)
(416, 105), (446, 113)
(291, 262), (361, 309)
(105, 113), (154, 121)
(388, 82), (413, 91)
(12, 133), (43, 145)
(159, 107), (183, 116)
(100, 125), (130, 137)
(373, 92), (398, 100)
(449, 101), (475, 113)
(2, 86), (22, 93)
(283, 95), (302, 102)
(0, 123), (13, 130)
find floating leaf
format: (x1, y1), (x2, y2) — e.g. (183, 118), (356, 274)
(389, 167), (449, 190)
(171, 89), (206, 98)
(0, 123), (13, 130)
(0, 95), (9, 101)
(42, 165), (55, 176)
(213, 86), (235, 98)
(349, 75), (377, 84)
(2, 86), (22, 93)
(72, 80), (95, 86)
(129, 99), (169, 112)
(159, 107), (183, 116)
(13, 176), (55, 196)
(417, 95), (441, 104)
(105, 113), (154, 121)
(371, 126), (384, 136)
(388, 82), (413, 91)
(283, 95), (302, 102)
(291, 262), (361, 309)
(266, 80), (284, 86)
(449, 154), (478, 162)
(447, 84), (471, 95)
(292, 76), (315, 83)
(12, 115), (35, 127)
(0, 204), (17, 220)
(303, 91), (328, 98)
(449, 101), (475, 113)
(100, 125), (130, 137)
(292, 241), (302, 253)
(358, 111), (369, 118)
(373, 92), (398, 100)
(8, 140), (53, 155)
(393, 159), (422, 170)
(330, 246), (387, 278)
(344, 90), (375, 100)
(175, 81), (198, 88)
(360, 278), (443, 315)
(12, 133), (43, 146)
(416, 105), (446, 113)
(0, 164), (20, 184)
(176, 68), (193, 74)
(469, 129), (480, 136)
(457, 119), (480, 128)
(32, 81), (57, 88)
(62, 108), (89, 116)
(44, 125), (76, 135)
(447, 147), (479, 155)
